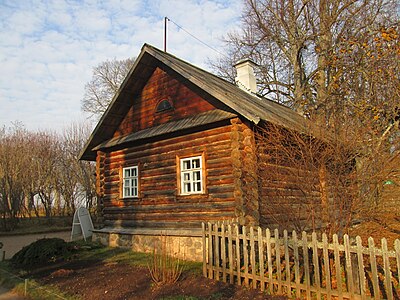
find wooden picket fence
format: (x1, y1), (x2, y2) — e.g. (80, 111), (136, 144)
(202, 222), (400, 299)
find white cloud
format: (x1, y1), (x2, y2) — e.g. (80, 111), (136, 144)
(0, 0), (242, 132)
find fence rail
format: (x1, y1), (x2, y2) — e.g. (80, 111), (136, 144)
(202, 222), (400, 300)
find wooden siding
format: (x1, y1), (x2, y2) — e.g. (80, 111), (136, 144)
(113, 67), (216, 138)
(98, 125), (237, 228)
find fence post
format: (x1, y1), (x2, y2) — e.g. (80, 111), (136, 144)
(24, 279), (28, 296)
(202, 222), (207, 277)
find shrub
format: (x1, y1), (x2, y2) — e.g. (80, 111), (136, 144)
(11, 238), (73, 267)
(148, 235), (183, 285)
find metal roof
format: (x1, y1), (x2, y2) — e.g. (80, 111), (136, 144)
(80, 43), (315, 161)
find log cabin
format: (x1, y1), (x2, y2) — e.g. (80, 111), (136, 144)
(80, 44), (329, 260)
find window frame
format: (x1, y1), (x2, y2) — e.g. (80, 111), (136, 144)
(177, 155), (206, 196)
(122, 166), (139, 198)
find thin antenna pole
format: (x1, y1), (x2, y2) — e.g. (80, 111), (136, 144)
(164, 17), (168, 52)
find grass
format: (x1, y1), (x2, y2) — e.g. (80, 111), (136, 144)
(0, 216), (71, 236)
(0, 240), (203, 300)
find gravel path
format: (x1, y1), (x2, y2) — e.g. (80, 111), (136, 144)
(0, 231), (71, 260)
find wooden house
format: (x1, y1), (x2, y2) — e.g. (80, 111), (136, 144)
(80, 44), (324, 260)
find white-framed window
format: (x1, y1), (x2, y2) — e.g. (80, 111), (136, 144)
(180, 156), (203, 195)
(122, 166), (139, 198)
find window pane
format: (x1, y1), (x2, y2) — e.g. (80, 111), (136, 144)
(184, 182), (191, 193)
(195, 182), (201, 192)
(124, 187), (130, 197)
(182, 160), (190, 170)
(124, 169), (130, 177)
(183, 172), (190, 181)
(193, 171), (200, 180)
(192, 158), (200, 169)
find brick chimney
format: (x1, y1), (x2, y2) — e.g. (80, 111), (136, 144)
(234, 59), (257, 94)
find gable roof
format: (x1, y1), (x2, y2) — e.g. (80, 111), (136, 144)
(80, 43), (312, 161)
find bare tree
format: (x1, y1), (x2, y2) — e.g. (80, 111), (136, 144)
(82, 57), (135, 118)
(60, 121), (96, 214)
(213, 0), (399, 229)
(212, 0), (396, 121)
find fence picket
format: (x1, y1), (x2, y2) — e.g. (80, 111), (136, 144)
(202, 222), (399, 300)
(258, 227), (265, 291)
(312, 232), (321, 299)
(333, 234), (343, 300)
(228, 224), (234, 284)
(368, 237), (380, 299)
(250, 227), (257, 288)
(293, 230), (301, 299)
(214, 222), (220, 281)
(202, 222), (207, 277)
(266, 228), (273, 294)
(283, 230), (291, 295)
(235, 224), (241, 285)
(275, 229), (282, 294)
(322, 233), (332, 299)
(243, 226), (249, 286)
(208, 222), (213, 279)
(356, 236), (366, 299)
(344, 234), (355, 298)
(302, 231), (311, 299)
(382, 238), (393, 300)
(395, 239), (400, 292)
(221, 223), (226, 283)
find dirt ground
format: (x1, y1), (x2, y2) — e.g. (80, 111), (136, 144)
(30, 259), (287, 300)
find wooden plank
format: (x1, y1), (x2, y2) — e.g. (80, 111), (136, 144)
(202, 222), (207, 277)
(333, 234), (343, 300)
(258, 227), (265, 291)
(228, 224), (234, 284)
(302, 231), (311, 299)
(344, 234), (355, 297)
(266, 228), (273, 294)
(293, 230), (301, 299)
(395, 239), (400, 294)
(312, 232), (321, 299)
(283, 230), (291, 296)
(235, 224), (241, 286)
(208, 222), (213, 279)
(215, 223), (220, 281)
(243, 226), (249, 287)
(221, 224), (227, 283)
(250, 227), (257, 288)
(275, 229), (282, 294)
(368, 237), (380, 300)
(356, 236), (366, 300)
(322, 233), (332, 299)
(382, 238), (393, 300)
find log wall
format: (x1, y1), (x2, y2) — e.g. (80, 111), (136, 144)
(98, 125), (237, 228)
(113, 67), (216, 138)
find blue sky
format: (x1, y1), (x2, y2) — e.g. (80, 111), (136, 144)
(0, 0), (242, 132)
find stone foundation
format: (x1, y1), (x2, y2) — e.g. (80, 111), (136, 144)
(92, 227), (203, 262)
